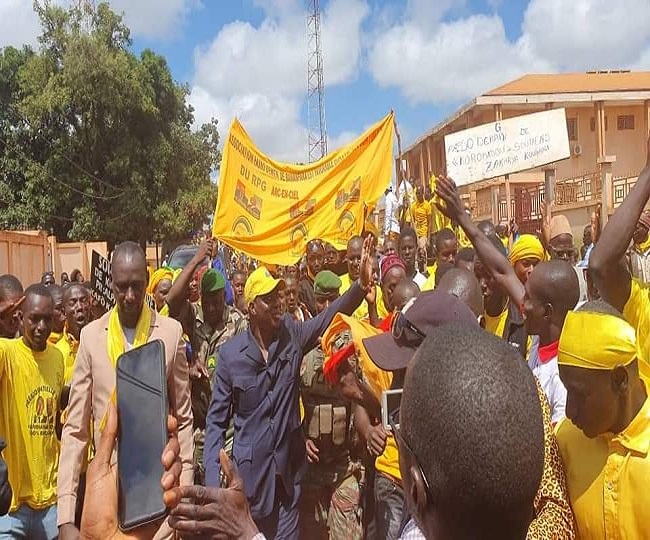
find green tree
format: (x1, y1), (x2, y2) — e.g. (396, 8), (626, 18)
(0, 1), (219, 246)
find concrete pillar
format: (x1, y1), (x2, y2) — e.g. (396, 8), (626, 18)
(419, 147), (425, 189)
(598, 155), (616, 227)
(644, 100), (650, 139)
(491, 186), (499, 224)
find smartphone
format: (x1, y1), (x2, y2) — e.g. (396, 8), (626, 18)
(116, 339), (168, 531)
(381, 389), (403, 432)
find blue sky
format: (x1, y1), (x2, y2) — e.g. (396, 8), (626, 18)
(2, 0), (650, 163)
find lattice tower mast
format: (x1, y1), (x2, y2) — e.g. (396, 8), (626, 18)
(306, 0), (327, 162)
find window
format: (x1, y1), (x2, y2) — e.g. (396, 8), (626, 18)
(566, 118), (578, 141)
(590, 116), (608, 132)
(617, 115), (635, 130)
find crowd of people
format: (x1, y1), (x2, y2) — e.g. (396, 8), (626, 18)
(1, 140), (650, 540)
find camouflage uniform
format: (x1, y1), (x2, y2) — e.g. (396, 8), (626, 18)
(192, 304), (247, 485)
(299, 332), (363, 540)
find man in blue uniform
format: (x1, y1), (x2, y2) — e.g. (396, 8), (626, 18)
(205, 236), (375, 539)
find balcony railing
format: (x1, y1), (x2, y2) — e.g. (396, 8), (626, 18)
(467, 172), (639, 223)
(612, 175), (638, 208)
(554, 171), (600, 207)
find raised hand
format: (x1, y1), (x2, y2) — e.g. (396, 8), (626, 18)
(168, 449), (259, 539)
(434, 175), (464, 222)
(359, 233), (376, 293)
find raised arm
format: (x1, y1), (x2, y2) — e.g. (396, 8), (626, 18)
(166, 238), (215, 317)
(436, 176), (525, 305)
(590, 137), (650, 312)
(297, 235), (375, 353)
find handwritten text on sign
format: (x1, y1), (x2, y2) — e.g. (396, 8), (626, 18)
(91, 250), (115, 311)
(444, 108), (571, 186)
(90, 250), (156, 312)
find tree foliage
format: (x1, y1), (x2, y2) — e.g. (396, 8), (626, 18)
(0, 1), (219, 246)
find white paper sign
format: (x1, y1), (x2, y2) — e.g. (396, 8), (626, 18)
(444, 108), (571, 186)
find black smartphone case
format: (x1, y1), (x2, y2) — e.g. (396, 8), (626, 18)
(116, 339), (168, 531)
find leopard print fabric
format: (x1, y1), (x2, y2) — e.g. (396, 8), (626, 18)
(527, 379), (576, 539)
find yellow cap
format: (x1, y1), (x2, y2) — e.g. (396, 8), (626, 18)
(244, 266), (284, 305)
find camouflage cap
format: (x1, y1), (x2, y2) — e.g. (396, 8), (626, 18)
(201, 268), (226, 294)
(313, 270), (341, 296)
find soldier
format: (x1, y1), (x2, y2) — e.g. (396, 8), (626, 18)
(300, 270), (363, 539)
(191, 269), (248, 484)
(166, 264), (247, 485)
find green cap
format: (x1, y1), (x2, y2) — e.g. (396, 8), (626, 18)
(201, 268), (226, 294)
(313, 270), (341, 296)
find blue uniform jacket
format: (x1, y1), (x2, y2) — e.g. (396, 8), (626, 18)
(204, 282), (365, 518)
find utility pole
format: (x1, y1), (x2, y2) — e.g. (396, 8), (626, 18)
(306, 0), (327, 162)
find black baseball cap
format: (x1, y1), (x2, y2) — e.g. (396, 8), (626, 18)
(362, 290), (478, 371)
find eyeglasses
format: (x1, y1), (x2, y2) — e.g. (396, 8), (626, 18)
(550, 247), (576, 261)
(389, 407), (432, 498)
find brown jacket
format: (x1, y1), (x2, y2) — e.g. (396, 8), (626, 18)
(57, 309), (193, 533)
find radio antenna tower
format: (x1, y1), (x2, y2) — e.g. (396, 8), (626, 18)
(306, 0), (327, 162)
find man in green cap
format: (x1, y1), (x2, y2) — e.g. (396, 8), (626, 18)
(167, 261), (248, 485)
(299, 270), (363, 539)
(192, 268), (248, 484)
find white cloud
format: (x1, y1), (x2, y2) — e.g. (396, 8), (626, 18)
(108, 0), (201, 40)
(367, 0), (650, 105)
(190, 0), (369, 162)
(0, 0), (54, 48)
(0, 0), (199, 48)
(522, 0), (650, 71)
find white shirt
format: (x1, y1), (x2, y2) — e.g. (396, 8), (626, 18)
(412, 271), (427, 289)
(527, 336), (567, 424)
(384, 191), (400, 236)
(397, 180), (414, 207)
(400, 518), (427, 539)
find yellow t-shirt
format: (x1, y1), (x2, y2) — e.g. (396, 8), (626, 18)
(357, 340), (400, 481)
(339, 275), (386, 321)
(421, 270), (435, 292)
(484, 304), (509, 338)
(47, 331), (62, 347)
(55, 331), (79, 385)
(622, 279), (650, 379)
(411, 200), (432, 239)
(429, 175), (453, 233)
(0, 338), (64, 512)
(484, 303), (532, 357)
(555, 395), (650, 539)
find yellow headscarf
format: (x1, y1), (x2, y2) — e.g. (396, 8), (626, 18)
(559, 311), (643, 370)
(147, 267), (173, 296)
(99, 304), (153, 431)
(509, 234), (545, 266)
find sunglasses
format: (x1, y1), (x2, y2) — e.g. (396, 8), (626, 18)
(389, 407), (432, 498)
(391, 310), (426, 345)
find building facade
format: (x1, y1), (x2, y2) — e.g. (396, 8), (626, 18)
(400, 71), (650, 240)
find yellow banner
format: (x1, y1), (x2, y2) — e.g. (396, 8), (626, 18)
(212, 112), (394, 265)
